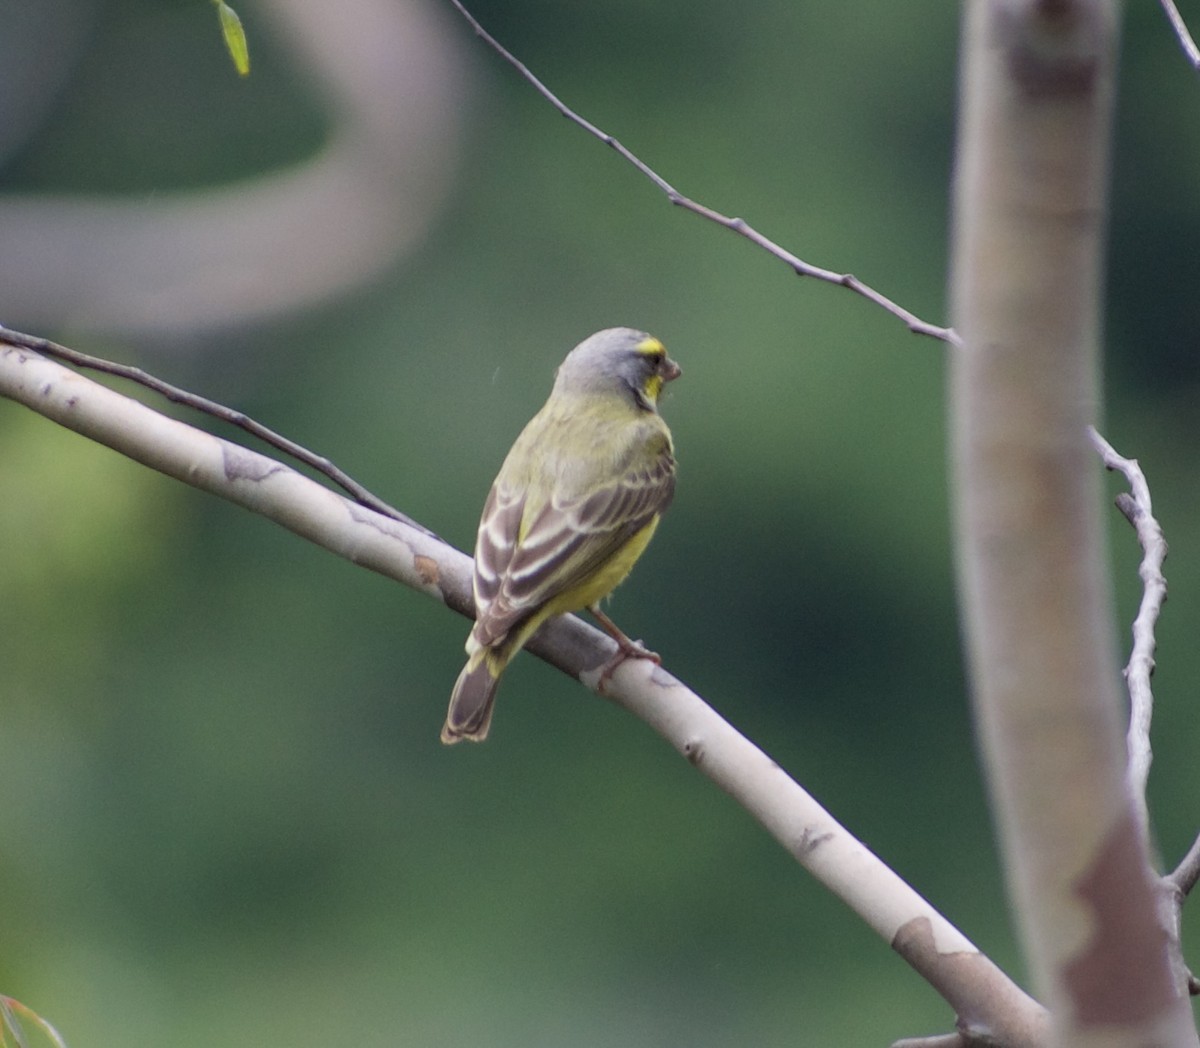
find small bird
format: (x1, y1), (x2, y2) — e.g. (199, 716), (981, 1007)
(442, 327), (681, 744)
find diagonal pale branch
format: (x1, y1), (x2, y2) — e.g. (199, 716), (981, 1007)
(1160, 0), (1200, 70)
(444, 0), (959, 346)
(0, 340), (1046, 1045)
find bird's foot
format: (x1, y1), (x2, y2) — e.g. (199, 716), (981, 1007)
(597, 637), (661, 692)
(588, 603), (661, 691)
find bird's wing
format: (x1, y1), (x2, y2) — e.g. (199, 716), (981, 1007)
(471, 441), (675, 648)
(472, 481), (522, 614)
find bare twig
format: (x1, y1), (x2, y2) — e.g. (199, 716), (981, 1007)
(1088, 431), (1200, 999)
(1158, 856), (1200, 998)
(1088, 427), (1168, 842)
(443, 0), (959, 347)
(891, 1035), (965, 1048)
(1160, 0), (1200, 70)
(0, 325), (439, 540)
(1168, 832), (1200, 897)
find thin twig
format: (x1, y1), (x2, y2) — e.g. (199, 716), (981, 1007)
(891, 1036), (965, 1048)
(1160, 836), (1200, 995)
(0, 325), (440, 540)
(1160, 0), (1200, 70)
(444, 0), (959, 347)
(1087, 427), (1168, 843)
(1168, 832), (1200, 897)
(1088, 430), (1200, 997)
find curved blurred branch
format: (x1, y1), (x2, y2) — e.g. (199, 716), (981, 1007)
(0, 0), (467, 337)
(0, 336), (1045, 1045)
(0, 0), (98, 161)
(444, 0), (958, 346)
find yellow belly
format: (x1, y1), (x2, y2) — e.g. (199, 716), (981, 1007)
(503, 516), (660, 657)
(548, 516), (660, 616)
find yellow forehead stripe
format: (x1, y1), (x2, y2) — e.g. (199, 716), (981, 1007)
(635, 337), (665, 356)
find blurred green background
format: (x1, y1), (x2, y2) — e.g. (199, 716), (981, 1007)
(1, 1), (1198, 1044)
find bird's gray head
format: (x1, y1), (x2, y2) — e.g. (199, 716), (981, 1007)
(553, 327), (681, 411)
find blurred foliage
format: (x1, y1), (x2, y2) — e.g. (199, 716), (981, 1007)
(0, 0), (1198, 1045)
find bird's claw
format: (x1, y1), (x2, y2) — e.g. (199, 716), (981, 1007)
(598, 640), (661, 692)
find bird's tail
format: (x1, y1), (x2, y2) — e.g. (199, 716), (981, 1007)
(441, 646), (504, 744)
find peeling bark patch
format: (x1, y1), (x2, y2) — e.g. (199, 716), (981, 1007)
(414, 555), (439, 587)
(222, 444), (282, 483)
(893, 917), (996, 1030)
(1064, 812), (1174, 1025)
(893, 921), (1050, 1042)
(894, 915), (972, 970)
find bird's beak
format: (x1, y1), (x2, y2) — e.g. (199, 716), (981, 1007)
(661, 356), (682, 382)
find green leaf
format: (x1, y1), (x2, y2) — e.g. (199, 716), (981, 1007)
(214, 0), (251, 76)
(0, 997), (68, 1048)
